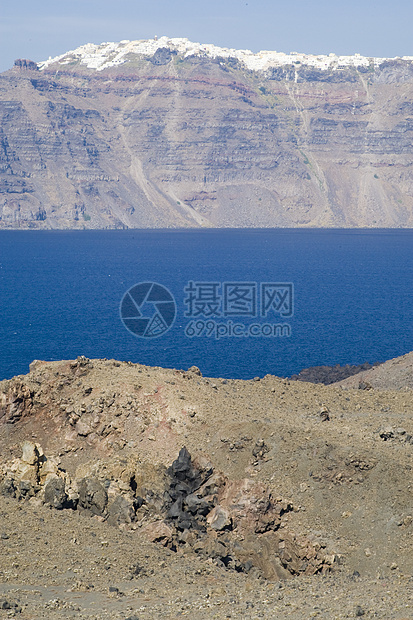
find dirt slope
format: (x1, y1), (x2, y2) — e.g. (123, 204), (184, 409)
(0, 354), (412, 618)
(335, 351), (413, 390)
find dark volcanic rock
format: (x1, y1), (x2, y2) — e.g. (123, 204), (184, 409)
(78, 477), (108, 515)
(165, 447), (209, 531)
(44, 477), (68, 510)
(107, 495), (136, 526)
(13, 58), (38, 71)
(290, 362), (381, 385)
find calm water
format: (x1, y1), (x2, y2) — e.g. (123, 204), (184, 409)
(0, 229), (412, 380)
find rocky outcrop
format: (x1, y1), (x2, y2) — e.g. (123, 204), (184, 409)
(0, 443), (335, 580)
(0, 379), (33, 423)
(290, 361), (382, 385)
(0, 355), (412, 581)
(13, 59), (38, 71)
(0, 439), (62, 500)
(0, 39), (413, 228)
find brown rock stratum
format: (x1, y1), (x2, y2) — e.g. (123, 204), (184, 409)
(0, 354), (412, 618)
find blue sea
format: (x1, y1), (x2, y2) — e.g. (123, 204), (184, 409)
(0, 229), (412, 381)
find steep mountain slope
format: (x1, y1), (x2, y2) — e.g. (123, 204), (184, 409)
(1, 37), (413, 228)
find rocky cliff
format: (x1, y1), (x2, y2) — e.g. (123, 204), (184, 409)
(1, 37), (413, 228)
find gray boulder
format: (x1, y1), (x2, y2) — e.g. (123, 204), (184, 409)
(107, 495), (135, 526)
(78, 477), (108, 515)
(44, 477), (68, 510)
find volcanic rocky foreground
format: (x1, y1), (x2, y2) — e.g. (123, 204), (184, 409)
(2, 38), (413, 228)
(0, 354), (412, 618)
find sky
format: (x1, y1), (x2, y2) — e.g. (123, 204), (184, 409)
(1, 0), (413, 73)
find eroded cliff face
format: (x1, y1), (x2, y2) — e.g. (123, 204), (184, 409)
(1, 40), (413, 228)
